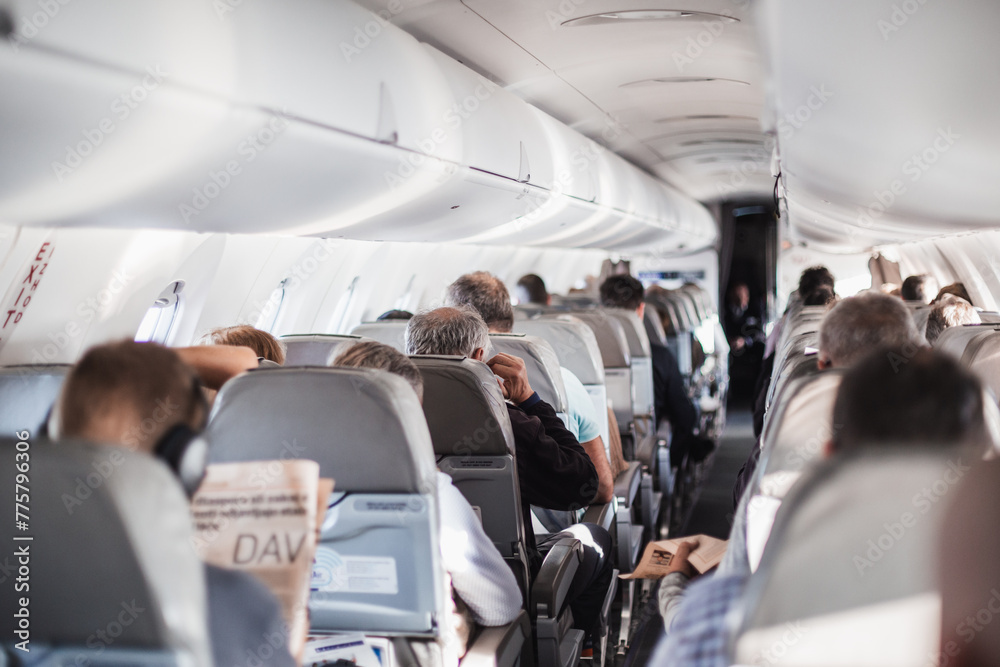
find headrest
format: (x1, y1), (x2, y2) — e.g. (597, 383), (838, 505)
(603, 309), (652, 357)
(488, 333), (568, 413)
(0, 439), (211, 665)
(559, 311), (630, 368)
(953, 327), (1000, 398)
(642, 305), (667, 345)
(206, 367), (436, 494)
(409, 356), (515, 457)
(515, 316), (605, 385)
(280, 334), (371, 366)
(0, 364), (71, 434)
(758, 370), (844, 498)
(351, 321), (408, 353)
(736, 448), (955, 665)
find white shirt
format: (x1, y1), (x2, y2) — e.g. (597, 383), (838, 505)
(436, 472), (522, 626)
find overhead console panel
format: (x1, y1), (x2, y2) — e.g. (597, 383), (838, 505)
(0, 0), (716, 255)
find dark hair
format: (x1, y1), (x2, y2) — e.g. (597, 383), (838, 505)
(599, 274), (644, 310)
(803, 285), (837, 307)
(446, 272), (514, 333)
(831, 346), (984, 452)
(202, 325), (285, 364)
(60, 341), (205, 453)
(333, 341), (424, 402)
(798, 266), (835, 297)
(515, 274), (548, 305)
(376, 309), (414, 321)
(901, 275), (935, 302)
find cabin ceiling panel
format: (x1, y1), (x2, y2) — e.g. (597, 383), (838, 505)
(759, 0), (1000, 250)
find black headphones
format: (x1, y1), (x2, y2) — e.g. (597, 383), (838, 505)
(154, 377), (210, 497)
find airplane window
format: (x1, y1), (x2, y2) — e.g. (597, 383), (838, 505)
(135, 280), (184, 344)
(255, 278), (288, 332)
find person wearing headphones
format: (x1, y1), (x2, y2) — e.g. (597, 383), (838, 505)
(56, 340), (294, 667)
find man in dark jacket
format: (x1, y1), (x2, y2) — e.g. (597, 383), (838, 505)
(599, 275), (710, 465)
(405, 306), (613, 638)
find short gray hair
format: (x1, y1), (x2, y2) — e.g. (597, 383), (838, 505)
(446, 272), (514, 333)
(333, 341), (424, 403)
(405, 306), (490, 357)
(819, 292), (924, 367)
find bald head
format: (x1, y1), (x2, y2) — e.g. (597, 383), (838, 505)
(446, 272), (514, 333)
(405, 306), (490, 358)
(818, 292), (924, 368)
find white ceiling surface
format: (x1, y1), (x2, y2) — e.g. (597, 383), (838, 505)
(353, 0), (775, 203)
(758, 0), (1000, 250)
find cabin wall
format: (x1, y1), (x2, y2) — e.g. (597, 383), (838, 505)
(0, 225), (607, 365)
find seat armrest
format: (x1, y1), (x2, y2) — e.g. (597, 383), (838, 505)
(582, 499), (616, 531)
(614, 461), (642, 508)
(531, 537), (583, 618)
(461, 611), (531, 667)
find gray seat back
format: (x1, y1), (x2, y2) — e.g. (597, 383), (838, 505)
(603, 309), (655, 419)
(280, 334), (370, 366)
(565, 311), (634, 430)
(350, 321), (408, 353)
(488, 333), (568, 414)
(0, 439), (212, 665)
(409, 356), (526, 564)
(0, 364), (70, 435)
(935, 324), (1000, 397)
(735, 449), (954, 667)
(206, 367), (442, 635)
(642, 304), (667, 345)
(515, 316), (610, 445)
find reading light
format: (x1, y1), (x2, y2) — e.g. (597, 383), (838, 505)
(561, 10), (739, 27)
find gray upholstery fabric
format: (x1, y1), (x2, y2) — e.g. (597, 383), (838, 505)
(758, 371), (845, 499)
(603, 309), (652, 358)
(934, 324), (1000, 397)
(562, 311), (630, 368)
(206, 366), (443, 635)
(409, 357), (514, 457)
(515, 316), (605, 385)
(207, 367), (437, 494)
(488, 333), (568, 414)
(0, 364), (70, 434)
(0, 439), (212, 665)
(736, 449), (955, 665)
(280, 334), (372, 366)
(642, 306), (667, 345)
(409, 356), (524, 563)
(351, 321), (408, 352)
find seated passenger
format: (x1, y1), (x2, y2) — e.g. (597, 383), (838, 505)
(925, 297), (981, 343)
(658, 345), (987, 667)
(515, 273), (550, 306)
(377, 309), (414, 321)
(200, 324), (286, 365)
(901, 273), (939, 304)
(599, 274), (709, 465)
(802, 284), (837, 308)
(816, 291), (925, 369)
(446, 271), (613, 503)
(939, 461), (1000, 667)
(405, 306), (613, 641)
(56, 340), (294, 667)
(332, 341), (522, 665)
(935, 281), (974, 305)
(737, 291), (924, 516)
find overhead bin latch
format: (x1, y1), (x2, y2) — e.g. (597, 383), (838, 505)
(376, 82), (399, 145)
(518, 141), (530, 183)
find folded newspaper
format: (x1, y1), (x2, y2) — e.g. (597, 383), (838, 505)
(191, 460), (332, 660)
(620, 535), (728, 579)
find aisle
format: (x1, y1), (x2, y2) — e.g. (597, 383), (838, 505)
(680, 408), (756, 540)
